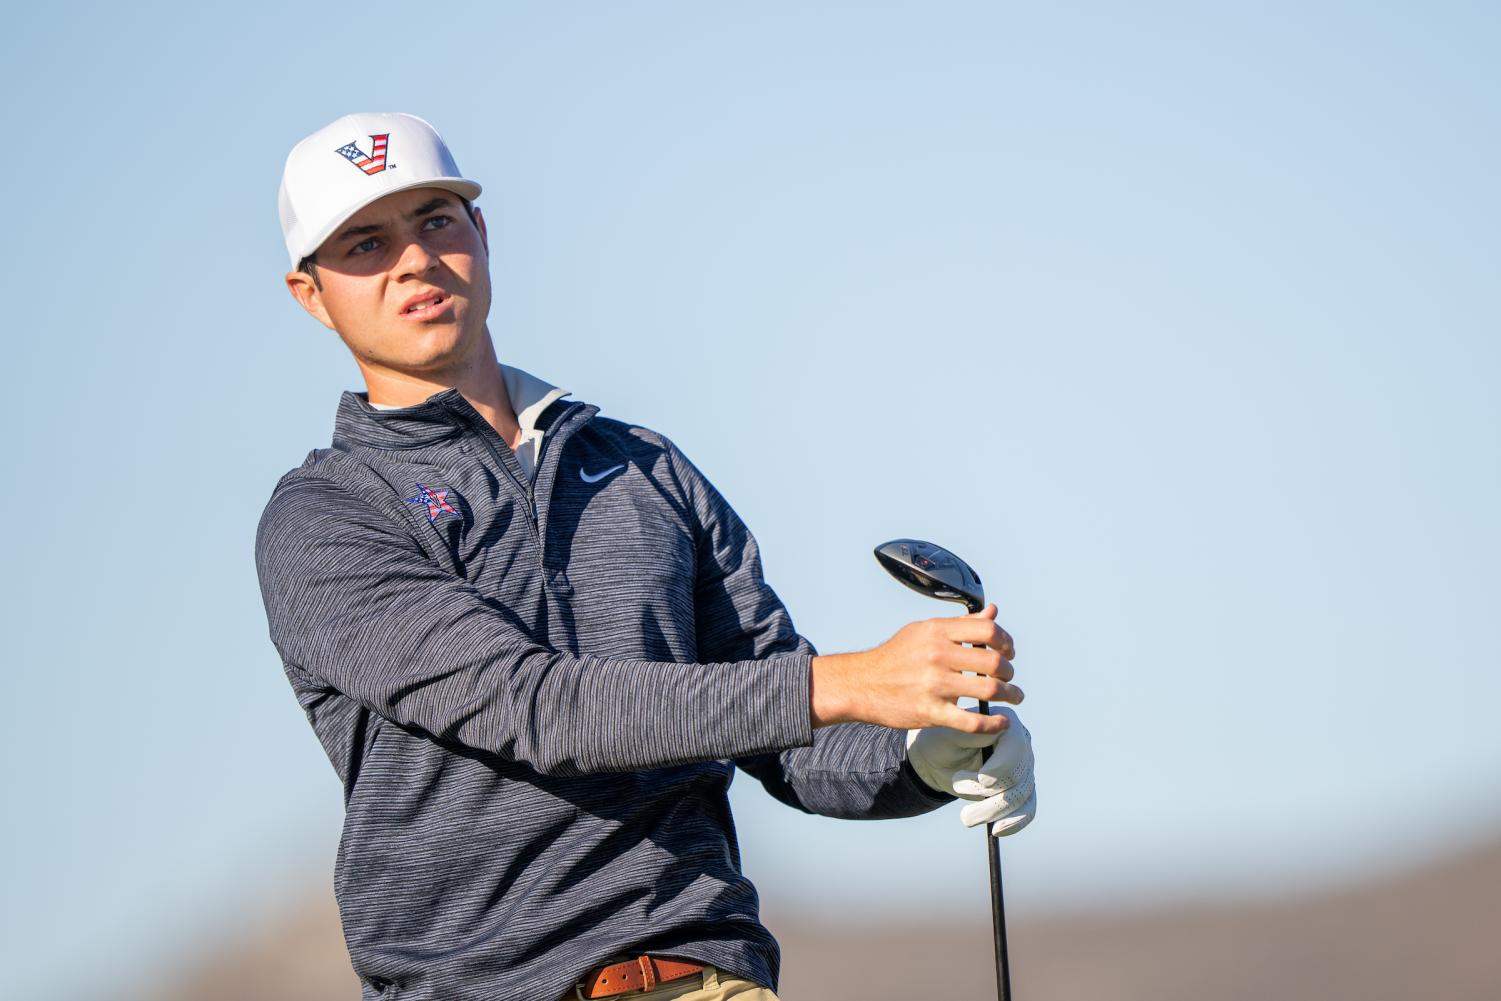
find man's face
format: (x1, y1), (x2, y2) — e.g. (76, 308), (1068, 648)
(285, 186), (490, 377)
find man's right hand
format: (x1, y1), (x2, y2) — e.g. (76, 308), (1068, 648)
(809, 603), (1022, 734)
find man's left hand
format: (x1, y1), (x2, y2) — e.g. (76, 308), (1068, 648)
(906, 706), (1036, 837)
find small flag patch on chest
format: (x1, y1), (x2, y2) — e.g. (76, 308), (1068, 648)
(406, 482), (459, 522)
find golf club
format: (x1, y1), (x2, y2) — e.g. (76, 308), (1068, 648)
(874, 538), (1012, 1001)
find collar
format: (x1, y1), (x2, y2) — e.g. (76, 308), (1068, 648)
(333, 363), (574, 450)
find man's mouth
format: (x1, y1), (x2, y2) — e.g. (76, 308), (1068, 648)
(400, 290), (453, 320)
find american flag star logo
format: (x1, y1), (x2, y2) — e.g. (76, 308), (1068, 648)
(405, 482), (458, 522)
(334, 133), (391, 175)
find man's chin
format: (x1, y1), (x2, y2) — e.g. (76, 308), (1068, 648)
(359, 319), (481, 371)
(393, 341), (483, 377)
(397, 323), (471, 357)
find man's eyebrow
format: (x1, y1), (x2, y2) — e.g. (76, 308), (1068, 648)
(410, 196), (452, 217)
(335, 222), (383, 241)
(334, 198), (456, 242)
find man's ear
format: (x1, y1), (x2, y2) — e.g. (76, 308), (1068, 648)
(285, 271), (336, 331)
(472, 205), (489, 255)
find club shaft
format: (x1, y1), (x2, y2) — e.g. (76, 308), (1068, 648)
(977, 647), (1012, 1001)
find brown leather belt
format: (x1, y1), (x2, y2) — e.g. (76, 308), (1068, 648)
(574, 954), (706, 999)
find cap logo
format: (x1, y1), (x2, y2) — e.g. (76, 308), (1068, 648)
(334, 133), (392, 176)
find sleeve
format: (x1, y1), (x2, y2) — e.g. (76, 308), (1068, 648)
(253, 473), (814, 777)
(665, 440), (955, 820)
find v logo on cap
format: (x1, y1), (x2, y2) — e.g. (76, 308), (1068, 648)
(335, 134), (392, 176)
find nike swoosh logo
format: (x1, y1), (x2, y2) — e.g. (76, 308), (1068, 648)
(580, 463), (625, 484)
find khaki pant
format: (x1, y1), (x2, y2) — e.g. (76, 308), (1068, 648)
(573, 962), (779, 1001)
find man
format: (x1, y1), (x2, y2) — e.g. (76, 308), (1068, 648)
(256, 112), (1036, 1001)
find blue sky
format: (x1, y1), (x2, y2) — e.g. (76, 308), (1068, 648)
(3, 3), (1497, 997)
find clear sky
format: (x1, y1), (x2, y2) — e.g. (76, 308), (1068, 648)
(3, 2), (1497, 998)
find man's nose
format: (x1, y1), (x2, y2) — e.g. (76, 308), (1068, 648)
(393, 234), (440, 280)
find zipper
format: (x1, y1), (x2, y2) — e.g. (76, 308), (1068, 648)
(439, 401), (542, 548)
(439, 398), (588, 550)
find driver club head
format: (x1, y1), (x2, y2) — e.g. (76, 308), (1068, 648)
(873, 538), (985, 613)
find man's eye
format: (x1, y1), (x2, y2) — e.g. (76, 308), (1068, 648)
(350, 237), (381, 256)
(424, 215), (454, 230)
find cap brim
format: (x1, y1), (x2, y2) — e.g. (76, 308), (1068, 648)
(292, 177), (484, 264)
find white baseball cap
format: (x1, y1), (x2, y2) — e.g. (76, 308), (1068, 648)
(277, 112), (483, 267)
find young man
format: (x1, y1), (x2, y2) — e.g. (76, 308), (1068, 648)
(257, 112), (1036, 1001)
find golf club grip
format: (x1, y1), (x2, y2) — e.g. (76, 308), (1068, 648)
(974, 641), (1012, 1001)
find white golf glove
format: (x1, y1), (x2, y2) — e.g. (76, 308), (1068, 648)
(905, 706), (1036, 837)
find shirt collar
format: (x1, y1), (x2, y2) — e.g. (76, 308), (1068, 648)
(368, 363), (569, 430)
(333, 364), (574, 450)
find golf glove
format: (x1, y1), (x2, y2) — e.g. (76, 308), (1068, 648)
(905, 706), (1036, 837)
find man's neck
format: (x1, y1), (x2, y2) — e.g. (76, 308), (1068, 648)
(360, 330), (522, 449)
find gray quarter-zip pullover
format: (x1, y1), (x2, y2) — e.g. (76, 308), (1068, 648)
(254, 371), (952, 1001)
